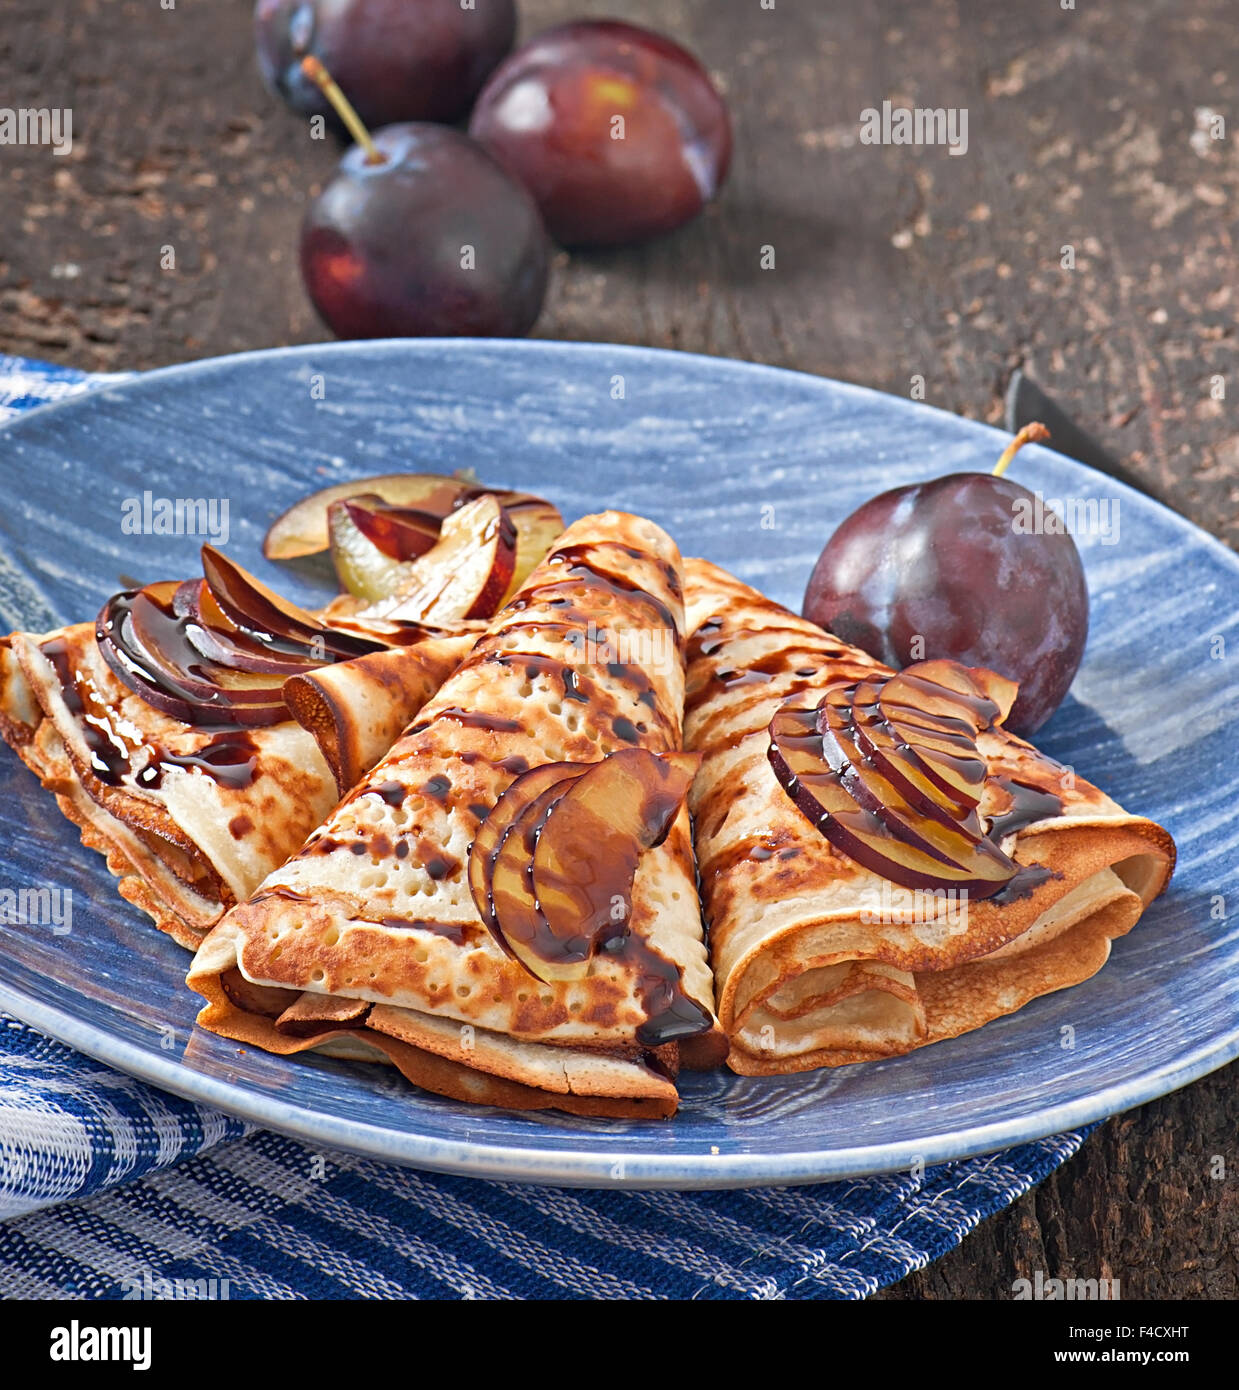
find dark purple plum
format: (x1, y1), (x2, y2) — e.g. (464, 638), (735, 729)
(803, 467), (1089, 736)
(468, 20), (731, 247)
(255, 0), (516, 128)
(300, 122), (550, 339)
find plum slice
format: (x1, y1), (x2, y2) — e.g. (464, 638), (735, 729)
(201, 545), (382, 660)
(818, 693), (1018, 886)
(263, 470), (564, 578)
(849, 677), (975, 820)
(328, 496), (440, 604)
(97, 584), (289, 728)
(487, 774), (586, 979)
(379, 496), (517, 623)
(817, 686), (987, 867)
(768, 705), (986, 891)
(468, 760), (588, 956)
(498, 497), (565, 605)
(526, 749), (700, 983)
(95, 547), (394, 726)
(265, 473), (485, 560)
(876, 660), (1016, 811)
(174, 579), (325, 677)
(472, 750), (700, 984)
(331, 491), (563, 609)
(768, 668), (1022, 897)
(343, 497), (444, 562)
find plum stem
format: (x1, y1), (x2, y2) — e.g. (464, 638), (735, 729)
(992, 422), (1052, 477)
(300, 55), (384, 165)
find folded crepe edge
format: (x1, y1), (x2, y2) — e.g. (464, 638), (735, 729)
(1, 627), (474, 951)
(186, 922), (680, 1118)
(3, 633), (231, 949)
(56, 774), (225, 949)
(726, 890), (1144, 1074)
(283, 634), (475, 795)
(719, 818), (1174, 1074)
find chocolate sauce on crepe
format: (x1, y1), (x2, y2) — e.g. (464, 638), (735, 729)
(984, 777), (1066, 903)
(986, 777), (1064, 842)
(136, 734), (260, 791)
(186, 513), (723, 1117)
(682, 556), (1175, 1078)
(42, 635), (133, 785)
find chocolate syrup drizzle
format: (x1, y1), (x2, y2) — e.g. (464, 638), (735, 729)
(462, 540), (706, 1046)
(690, 606), (1068, 910)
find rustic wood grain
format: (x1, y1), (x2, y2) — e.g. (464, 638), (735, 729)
(0, 0), (1234, 1297)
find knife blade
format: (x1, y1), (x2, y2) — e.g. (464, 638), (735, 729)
(1004, 369), (1166, 505)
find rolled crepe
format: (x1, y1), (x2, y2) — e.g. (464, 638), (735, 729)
(0, 622), (471, 949)
(188, 512), (725, 1118)
(683, 558), (1176, 1074)
(284, 635), (473, 795)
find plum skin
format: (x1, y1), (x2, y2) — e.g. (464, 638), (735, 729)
(254, 0), (516, 128)
(468, 19), (732, 247)
(300, 124), (550, 340)
(802, 473), (1090, 735)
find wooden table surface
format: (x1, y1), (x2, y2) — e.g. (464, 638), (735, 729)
(3, 0), (1235, 1297)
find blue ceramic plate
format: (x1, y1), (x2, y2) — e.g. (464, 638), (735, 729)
(0, 341), (1235, 1189)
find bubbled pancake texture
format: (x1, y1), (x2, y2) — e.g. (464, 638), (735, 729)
(214, 513), (717, 1047)
(1, 622), (341, 943)
(681, 558), (1174, 1072)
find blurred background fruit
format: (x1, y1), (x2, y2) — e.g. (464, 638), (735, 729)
(469, 19), (731, 246)
(296, 58), (550, 340)
(255, 0), (517, 127)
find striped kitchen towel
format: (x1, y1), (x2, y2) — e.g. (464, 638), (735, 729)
(1, 1012), (1091, 1299)
(0, 355), (1095, 1298)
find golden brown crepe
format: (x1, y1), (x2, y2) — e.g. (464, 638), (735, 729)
(0, 623), (471, 949)
(283, 635), (473, 795)
(188, 512), (725, 1117)
(682, 558), (1176, 1075)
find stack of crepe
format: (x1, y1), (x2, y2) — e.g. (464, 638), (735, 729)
(186, 512), (725, 1117)
(0, 613), (471, 948)
(682, 558), (1176, 1074)
(0, 495), (1177, 1113)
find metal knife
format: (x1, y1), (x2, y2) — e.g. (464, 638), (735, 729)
(1004, 369), (1167, 506)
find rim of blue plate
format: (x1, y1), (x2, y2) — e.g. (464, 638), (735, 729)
(1, 336), (1237, 1189)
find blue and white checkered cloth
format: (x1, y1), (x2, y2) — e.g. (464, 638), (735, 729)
(0, 355), (1095, 1298)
